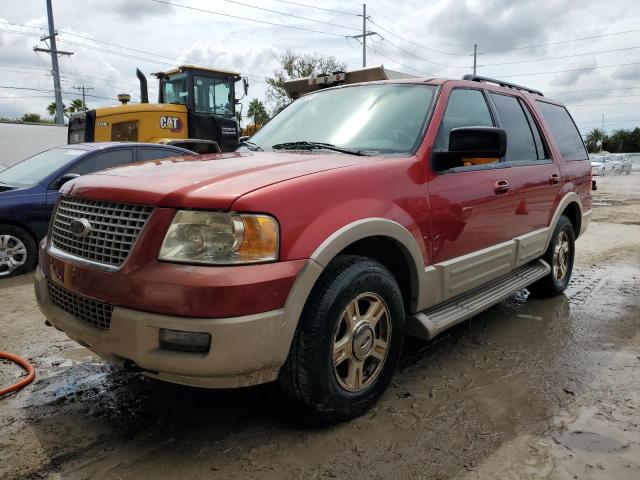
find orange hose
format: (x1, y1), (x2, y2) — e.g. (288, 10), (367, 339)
(0, 352), (36, 397)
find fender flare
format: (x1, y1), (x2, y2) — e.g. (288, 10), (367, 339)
(311, 218), (427, 311)
(543, 192), (584, 252)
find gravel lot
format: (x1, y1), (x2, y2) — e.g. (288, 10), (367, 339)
(1, 174), (639, 480)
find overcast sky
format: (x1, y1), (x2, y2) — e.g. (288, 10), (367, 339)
(1, 0), (638, 133)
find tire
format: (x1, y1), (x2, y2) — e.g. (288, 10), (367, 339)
(0, 225), (38, 279)
(527, 215), (575, 298)
(279, 255), (405, 424)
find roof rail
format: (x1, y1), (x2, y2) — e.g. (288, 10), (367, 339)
(461, 74), (544, 96)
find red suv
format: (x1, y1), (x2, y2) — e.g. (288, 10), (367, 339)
(35, 75), (592, 422)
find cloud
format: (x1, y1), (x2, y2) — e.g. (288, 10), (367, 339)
(104, 0), (177, 22)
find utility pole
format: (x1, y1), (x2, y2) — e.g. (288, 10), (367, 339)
(73, 85), (94, 111)
(473, 44), (477, 76)
(349, 4), (377, 68)
(33, 0), (73, 125)
(600, 113), (605, 153)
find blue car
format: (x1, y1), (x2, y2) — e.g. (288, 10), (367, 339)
(0, 142), (194, 278)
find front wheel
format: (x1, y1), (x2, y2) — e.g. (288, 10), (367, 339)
(528, 215), (575, 297)
(279, 255), (405, 424)
(0, 225), (37, 279)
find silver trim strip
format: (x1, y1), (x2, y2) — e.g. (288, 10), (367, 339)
(48, 244), (120, 272)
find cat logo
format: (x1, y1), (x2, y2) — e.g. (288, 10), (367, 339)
(159, 116), (183, 133)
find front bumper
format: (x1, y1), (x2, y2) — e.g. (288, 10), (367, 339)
(35, 267), (294, 388)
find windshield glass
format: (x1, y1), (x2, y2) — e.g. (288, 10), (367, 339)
(245, 84), (436, 154)
(0, 148), (86, 188)
(161, 73), (189, 104)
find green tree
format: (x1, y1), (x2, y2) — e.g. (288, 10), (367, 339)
(584, 128), (607, 153)
(21, 112), (43, 123)
(47, 101), (67, 119)
(246, 98), (269, 126)
(265, 50), (346, 114)
(69, 98), (84, 113)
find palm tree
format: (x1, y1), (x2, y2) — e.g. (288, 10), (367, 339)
(69, 98), (84, 113)
(246, 98), (269, 126)
(47, 101), (67, 119)
(585, 128), (607, 153)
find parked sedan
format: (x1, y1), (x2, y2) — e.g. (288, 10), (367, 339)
(590, 156), (613, 176)
(611, 155), (632, 174)
(0, 142), (194, 278)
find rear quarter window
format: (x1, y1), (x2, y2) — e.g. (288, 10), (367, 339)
(536, 101), (588, 161)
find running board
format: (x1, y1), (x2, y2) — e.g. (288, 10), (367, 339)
(406, 259), (550, 340)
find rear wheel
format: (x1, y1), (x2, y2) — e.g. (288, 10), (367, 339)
(0, 225), (37, 279)
(279, 255), (405, 424)
(528, 216), (575, 297)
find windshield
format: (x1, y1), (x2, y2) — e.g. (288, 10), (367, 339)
(0, 147), (86, 188)
(245, 84), (436, 154)
(161, 73), (189, 105)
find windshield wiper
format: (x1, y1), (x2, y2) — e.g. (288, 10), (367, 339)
(239, 140), (263, 151)
(271, 141), (369, 156)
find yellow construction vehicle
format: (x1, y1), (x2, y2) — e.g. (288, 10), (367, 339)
(68, 65), (248, 153)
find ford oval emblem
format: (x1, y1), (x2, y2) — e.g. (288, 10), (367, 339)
(69, 218), (92, 238)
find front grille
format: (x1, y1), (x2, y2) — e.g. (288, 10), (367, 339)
(47, 280), (113, 329)
(51, 196), (154, 268)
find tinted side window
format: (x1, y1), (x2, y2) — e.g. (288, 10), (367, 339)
(520, 100), (548, 159)
(139, 148), (185, 161)
(435, 89), (494, 150)
(490, 93), (537, 163)
(536, 101), (588, 161)
(69, 149), (134, 175)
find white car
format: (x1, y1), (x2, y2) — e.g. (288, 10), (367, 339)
(591, 159), (612, 176)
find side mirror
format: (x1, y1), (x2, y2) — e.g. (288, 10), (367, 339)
(433, 127), (506, 171)
(243, 78), (249, 97)
(50, 173), (80, 190)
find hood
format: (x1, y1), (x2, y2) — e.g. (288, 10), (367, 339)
(590, 161), (604, 167)
(62, 151), (378, 209)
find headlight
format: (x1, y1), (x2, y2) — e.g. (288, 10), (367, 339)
(158, 211), (278, 265)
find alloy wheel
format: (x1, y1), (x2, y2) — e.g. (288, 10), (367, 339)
(553, 230), (570, 281)
(332, 292), (392, 392)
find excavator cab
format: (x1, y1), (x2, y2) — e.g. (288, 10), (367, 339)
(68, 65), (249, 153)
(155, 66), (248, 151)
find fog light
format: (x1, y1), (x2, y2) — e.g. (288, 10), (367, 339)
(159, 329), (211, 353)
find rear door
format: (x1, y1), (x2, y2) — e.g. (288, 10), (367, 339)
(488, 93), (562, 242)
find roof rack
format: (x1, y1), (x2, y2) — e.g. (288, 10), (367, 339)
(462, 74), (544, 96)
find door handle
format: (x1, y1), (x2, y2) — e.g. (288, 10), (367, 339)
(549, 173), (560, 185)
(494, 180), (510, 194)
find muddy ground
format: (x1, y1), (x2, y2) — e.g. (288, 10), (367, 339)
(1, 174), (639, 480)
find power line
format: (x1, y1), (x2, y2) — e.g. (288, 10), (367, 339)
(0, 84), (114, 100)
(271, 0), (360, 16)
(500, 61), (640, 78)
(368, 18), (471, 56)
(570, 102), (640, 108)
(478, 46), (640, 67)
(549, 87), (640, 95)
(220, 0), (360, 31)
(379, 36), (470, 69)
(478, 28), (640, 55)
(363, 43), (435, 76)
(148, 0), (350, 37)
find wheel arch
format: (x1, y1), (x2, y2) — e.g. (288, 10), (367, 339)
(309, 218), (426, 313)
(0, 220), (39, 244)
(543, 192), (583, 252)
